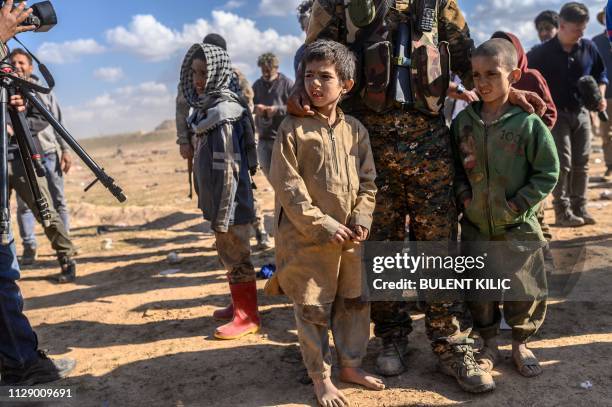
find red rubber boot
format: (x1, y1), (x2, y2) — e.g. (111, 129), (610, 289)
(212, 303), (234, 320)
(214, 281), (260, 340)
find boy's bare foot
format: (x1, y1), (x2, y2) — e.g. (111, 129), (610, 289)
(339, 367), (385, 390)
(512, 341), (542, 377)
(313, 377), (350, 407)
(476, 338), (500, 373)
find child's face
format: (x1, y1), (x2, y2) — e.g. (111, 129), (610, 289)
(472, 55), (520, 104)
(304, 60), (353, 110)
(191, 58), (207, 95)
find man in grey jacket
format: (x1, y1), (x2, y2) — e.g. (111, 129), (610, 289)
(252, 52), (293, 177)
(10, 48), (74, 266)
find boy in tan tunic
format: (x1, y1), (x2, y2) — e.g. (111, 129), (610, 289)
(266, 40), (382, 407)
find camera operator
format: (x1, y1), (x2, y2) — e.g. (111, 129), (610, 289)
(0, 0), (76, 385)
(10, 47), (75, 269)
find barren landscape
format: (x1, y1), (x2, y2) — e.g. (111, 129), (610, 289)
(10, 127), (612, 406)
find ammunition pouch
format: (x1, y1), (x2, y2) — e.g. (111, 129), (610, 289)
(411, 40), (450, 114)
(362, 41), (392, 112)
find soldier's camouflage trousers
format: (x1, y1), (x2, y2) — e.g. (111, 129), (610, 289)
(358, 110), (472, 354)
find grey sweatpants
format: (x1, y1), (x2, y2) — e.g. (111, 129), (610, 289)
(294, 296), (370, 380)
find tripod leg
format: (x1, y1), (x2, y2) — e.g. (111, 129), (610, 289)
(8, 109), (52, 228)
(0, 88), (10, 245)
(24, 90), (126, 202)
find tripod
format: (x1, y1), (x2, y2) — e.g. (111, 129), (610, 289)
(0, 67), (126, 246)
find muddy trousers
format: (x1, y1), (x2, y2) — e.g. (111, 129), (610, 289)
(468, 248), (547, 343)
(294, 297), (370, 380)
(359, 111), (471, 355)
(214, 224), (256, 284)
(9, 158), (75, 257)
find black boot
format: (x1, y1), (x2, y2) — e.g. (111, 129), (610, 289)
(57, 254), (76, 283)
(1, 350), (76, 385)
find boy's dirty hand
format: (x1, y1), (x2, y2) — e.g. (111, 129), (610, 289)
(179, 144), (194, 160)
(352, 225), (369, 242)
(331, 224), (356, 244)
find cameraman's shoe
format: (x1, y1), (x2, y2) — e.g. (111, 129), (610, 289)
(572, 205), (596, 225)
(438, 344), (496, 393)
(375, 337), (409, 376)
(21, 246), (37, 266)
(0, 350), (76, 386)
(554, 209), (584, 227)
(56, 255), (76, 284)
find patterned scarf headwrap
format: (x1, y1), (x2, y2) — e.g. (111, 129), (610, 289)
(180, 43), (243, 111)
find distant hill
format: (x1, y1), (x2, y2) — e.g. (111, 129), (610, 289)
(80, 122), (176, 150)
(154, 120), (176, 132)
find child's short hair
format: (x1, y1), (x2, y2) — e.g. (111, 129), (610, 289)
(559, 2), (589, 24)
(472, 39), (518, 71)
(302, 40), (356, 82)
(534, 10), (559, 29)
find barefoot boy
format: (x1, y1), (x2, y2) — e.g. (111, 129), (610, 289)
(266, 40), (383, 406)
(452, 39), (559, 378)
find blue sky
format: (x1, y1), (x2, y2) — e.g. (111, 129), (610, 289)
(10, 0), (607, 138)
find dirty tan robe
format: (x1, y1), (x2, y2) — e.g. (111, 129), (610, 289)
(265, 109), (377, 305)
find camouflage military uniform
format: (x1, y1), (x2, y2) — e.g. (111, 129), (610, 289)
(306, 0), (475, 355)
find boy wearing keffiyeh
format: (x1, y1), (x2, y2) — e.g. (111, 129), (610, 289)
(179, 43), (260, 340)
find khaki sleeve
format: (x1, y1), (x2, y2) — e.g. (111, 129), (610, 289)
(269, 121), (341, 244)
(439, 0), (474, 89)
(350, 123), (377, 231)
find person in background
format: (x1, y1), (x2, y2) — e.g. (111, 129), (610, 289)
(534, 10), (560, 43)
(592, 9), (612, 180)
(252, 52), (293, 178)
(528, 2), (608, 227)
(9, 48), (73, 266)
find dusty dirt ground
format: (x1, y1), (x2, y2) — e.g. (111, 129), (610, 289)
(9, 130), (612, 406)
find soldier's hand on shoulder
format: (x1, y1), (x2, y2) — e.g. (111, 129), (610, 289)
(287, 85), (315, 117)
(508, 88), (546, 117)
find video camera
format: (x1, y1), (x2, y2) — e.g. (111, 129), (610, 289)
(2, 0), (56, 32)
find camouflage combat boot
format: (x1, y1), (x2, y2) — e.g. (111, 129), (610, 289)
(438, 344), (496, 393)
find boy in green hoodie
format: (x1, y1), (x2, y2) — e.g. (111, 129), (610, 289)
(451, 39), (559, 378)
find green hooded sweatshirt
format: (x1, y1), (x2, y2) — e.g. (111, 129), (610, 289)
(451, 103), (559, 240)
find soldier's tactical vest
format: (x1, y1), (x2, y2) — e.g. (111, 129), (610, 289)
(340, 0), (450, 116)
